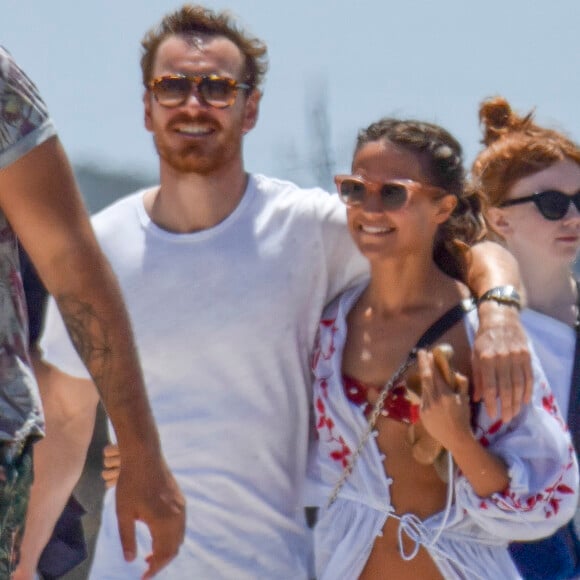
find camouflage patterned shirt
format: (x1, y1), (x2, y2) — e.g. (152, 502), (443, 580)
(0, 47), (56, 446)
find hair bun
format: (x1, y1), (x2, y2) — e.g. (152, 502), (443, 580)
(478, 96), (532, 146)
(479, 97), (513, 145)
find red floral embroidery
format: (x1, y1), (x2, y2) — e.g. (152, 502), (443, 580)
(488, 420), (503, 434)
(475, 418), (576, 520)
(315, 393), (352, 468)
(312, 315), (354, 468)
(539, 382), (567, 430)
(312, 317), (338, 372)
(542, 393), (556, 414)
(318, 319), (338, 362)
(556, 483), (576, 495)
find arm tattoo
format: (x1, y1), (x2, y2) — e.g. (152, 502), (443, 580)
(57, 295), (112, 389)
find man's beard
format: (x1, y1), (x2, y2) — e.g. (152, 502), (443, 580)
(153, 117), (244, 175)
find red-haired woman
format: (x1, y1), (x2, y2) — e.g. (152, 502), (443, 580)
(472, 97), (580, 579)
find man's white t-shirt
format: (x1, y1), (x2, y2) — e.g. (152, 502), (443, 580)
(41, 174), (367, 579)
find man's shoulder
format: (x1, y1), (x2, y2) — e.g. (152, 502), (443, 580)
(252, 172), (328, 196)
(0, 46), (15, 78)
(0, 46), (56, 168)
(250, 173), (342, 214)
(90, 188), (149, 233)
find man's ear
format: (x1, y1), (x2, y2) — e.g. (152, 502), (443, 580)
(144, 91), (153, 132)
(486, 207), (512, 238)
(241, 89), (261, 135)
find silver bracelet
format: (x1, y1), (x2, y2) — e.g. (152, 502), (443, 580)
(477, 285), (522, 310)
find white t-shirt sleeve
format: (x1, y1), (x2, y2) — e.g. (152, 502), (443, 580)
(308, 189), (368, 304)
(40, 296), (91, 379)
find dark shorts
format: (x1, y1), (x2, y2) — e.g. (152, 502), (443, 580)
(0, 441), (33, 577)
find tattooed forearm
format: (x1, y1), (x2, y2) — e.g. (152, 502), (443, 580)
(54, 289), (156, 446)
(56, 294), (113, 389)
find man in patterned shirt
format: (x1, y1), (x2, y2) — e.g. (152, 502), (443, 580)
(0, 47), (185, 577)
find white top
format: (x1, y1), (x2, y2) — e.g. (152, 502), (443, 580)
(40, 174), (367, 579)
(309, 283), (579, 580)
(512, 307), (580, 565)
(520, 308), (576, 418)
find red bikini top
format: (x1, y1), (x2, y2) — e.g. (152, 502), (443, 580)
(342, 374), (420, 425)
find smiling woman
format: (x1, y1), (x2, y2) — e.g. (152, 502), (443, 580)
(340, 119), (484, 281)
(308, 116), (578, 580)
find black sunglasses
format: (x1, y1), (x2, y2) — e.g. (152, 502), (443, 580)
(334, 175), (447, 211)
(148, 74), (250, 109)
(499, 189), (580, 221)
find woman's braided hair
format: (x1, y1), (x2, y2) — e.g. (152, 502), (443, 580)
(355, 118), (486, 279)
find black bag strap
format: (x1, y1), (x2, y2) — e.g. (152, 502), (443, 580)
(566, 279), (580, 454)
(414, 298), (476, 352)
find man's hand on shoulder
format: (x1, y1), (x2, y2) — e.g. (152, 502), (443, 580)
(472, 300), (532, 423)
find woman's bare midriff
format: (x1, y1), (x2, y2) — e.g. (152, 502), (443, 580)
(359, 419), (448, 579)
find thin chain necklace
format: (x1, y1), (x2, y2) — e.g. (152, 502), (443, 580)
(327, 350), (418, 507)
(326, 298), (474, 507)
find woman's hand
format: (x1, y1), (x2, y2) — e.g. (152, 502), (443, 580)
(417, 349), (472, 452)
(102, 443), (121, 489)
(417, 348), (510, 497)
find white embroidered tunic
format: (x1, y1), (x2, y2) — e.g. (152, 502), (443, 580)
(308, 283), (579, 580)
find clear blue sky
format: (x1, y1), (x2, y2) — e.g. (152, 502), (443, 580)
(3, 0), (579, 190)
